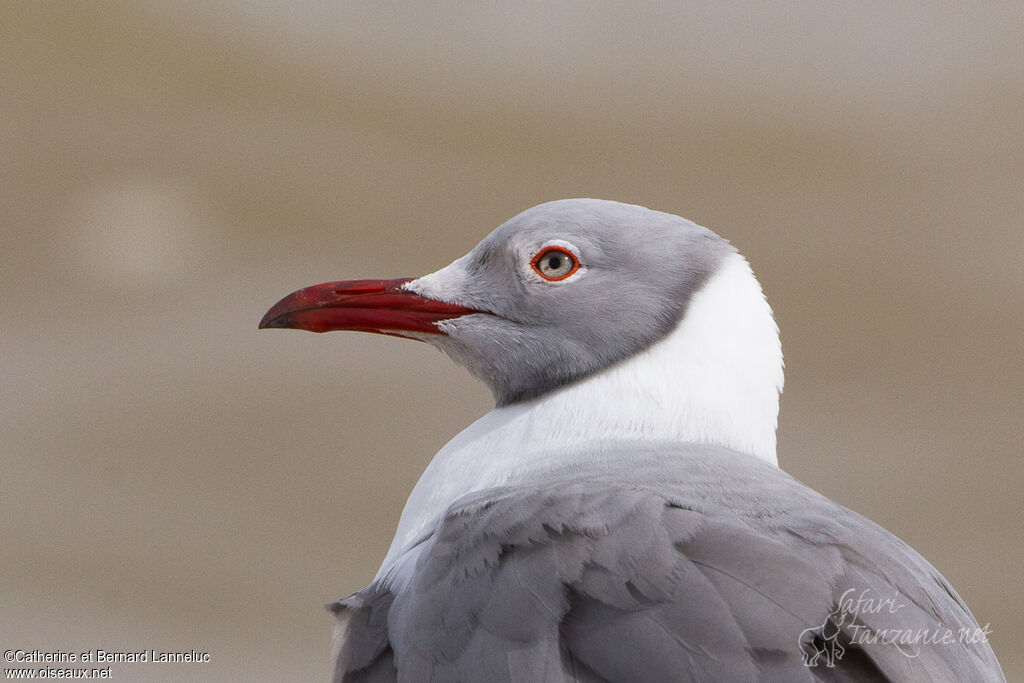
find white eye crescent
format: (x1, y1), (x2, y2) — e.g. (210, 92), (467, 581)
(531, 246), (579, 281)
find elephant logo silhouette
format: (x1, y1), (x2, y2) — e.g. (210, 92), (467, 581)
(799, 608), (851, 668)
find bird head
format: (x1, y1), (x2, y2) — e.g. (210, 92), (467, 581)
(261, 198), (782, 459)
(261, 199), (735, 405)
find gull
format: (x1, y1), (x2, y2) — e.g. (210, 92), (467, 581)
(260, 199), (1003, 682)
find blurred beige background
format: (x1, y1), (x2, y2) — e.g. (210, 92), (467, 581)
(2, 2), (1021, 680)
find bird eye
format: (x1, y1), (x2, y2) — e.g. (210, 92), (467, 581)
(530, 246), (579, 281)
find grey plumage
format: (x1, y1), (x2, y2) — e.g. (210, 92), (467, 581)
(411, 200), (734, 405)
(260, 199), (1003, 681)
(329, 447), (1003, 682)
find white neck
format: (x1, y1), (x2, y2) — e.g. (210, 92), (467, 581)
(376, 252), (783, 582)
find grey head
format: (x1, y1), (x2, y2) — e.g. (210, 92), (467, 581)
(406, 199), (735, 405)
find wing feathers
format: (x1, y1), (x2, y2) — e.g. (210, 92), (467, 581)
(332, 452), (1003, 682)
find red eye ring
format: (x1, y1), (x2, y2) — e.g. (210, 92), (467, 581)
(530, 246), (580, 281)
